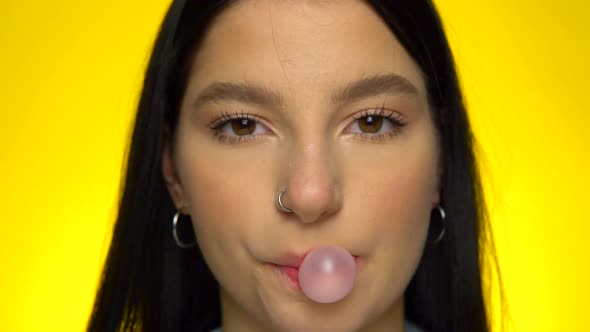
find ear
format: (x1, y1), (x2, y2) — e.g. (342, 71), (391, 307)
(433, 151), (443, 207)
(162, 127), (189, 213)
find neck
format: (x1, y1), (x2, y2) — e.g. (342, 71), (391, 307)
(219, 288), (406, 332)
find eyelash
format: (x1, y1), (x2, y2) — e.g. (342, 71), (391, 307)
(351, 106), (408, 142)
(209, 110), (262, 144)
(208, 106), (408, 144)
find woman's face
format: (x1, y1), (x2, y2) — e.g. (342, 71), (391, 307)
(163, 1), (440, 331)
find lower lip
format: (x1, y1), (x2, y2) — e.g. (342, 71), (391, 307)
(272, 256), (362, 291)
(271, 264), (301, 290)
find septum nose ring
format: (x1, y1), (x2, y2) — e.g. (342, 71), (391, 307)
(277, 188), (293, 213)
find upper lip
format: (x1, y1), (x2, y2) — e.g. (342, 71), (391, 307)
(271, 252), (307, 268)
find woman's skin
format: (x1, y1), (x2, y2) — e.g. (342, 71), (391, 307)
(163, 1), (441, 331)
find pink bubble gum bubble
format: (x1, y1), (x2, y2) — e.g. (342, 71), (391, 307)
(298, 245), (356, 303)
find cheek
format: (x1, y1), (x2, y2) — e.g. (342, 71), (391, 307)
(354, 142), (438, 242)
(179, 150), (262, 244)
(379, 164), (434, 231)
(176, 132), (285, 323)
(350, 155), (436, 313)
(358, 165), (433, 266)
(174, 132), (273, 272)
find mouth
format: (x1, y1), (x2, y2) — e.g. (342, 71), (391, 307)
(271, 252), (307, 269)
(270, 250), (361, 268)
(269, 254), (362, 291)
(272, 264), (302, 289)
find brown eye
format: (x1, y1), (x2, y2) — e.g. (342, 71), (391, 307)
(231, 118), (256, 136)
(358, 115), (383, 133)
(346, 109), (408, 141)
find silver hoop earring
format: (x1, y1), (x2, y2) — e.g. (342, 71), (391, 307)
(431, 205), (446, 245)
(277, 188), (293, 213)
(172, 211), (197, 248)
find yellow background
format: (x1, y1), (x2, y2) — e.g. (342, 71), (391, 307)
(0, 1), (588, 331)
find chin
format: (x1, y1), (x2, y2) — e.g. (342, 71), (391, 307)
(264, 303), (368, 332)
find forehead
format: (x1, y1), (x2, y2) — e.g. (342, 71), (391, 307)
(189, 0), (426, 100)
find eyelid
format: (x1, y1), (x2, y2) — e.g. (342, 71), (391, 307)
(347, 106), (408, 128)
(208, 111), (274, 141)
(209, 111), (262, 128)
(342, 106), (408, 140)
(351, 106), (403, 119)
(213, 111), (277, 132)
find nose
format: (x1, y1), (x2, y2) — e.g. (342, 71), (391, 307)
(278, 141), (342, 224)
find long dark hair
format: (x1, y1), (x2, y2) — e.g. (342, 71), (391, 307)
(87, 1), (504, 331)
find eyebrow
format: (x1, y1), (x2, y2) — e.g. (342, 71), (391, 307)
(193, 73), (419, 109)
(193, 81), (284, 110)
(331, 74), (419, 104)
